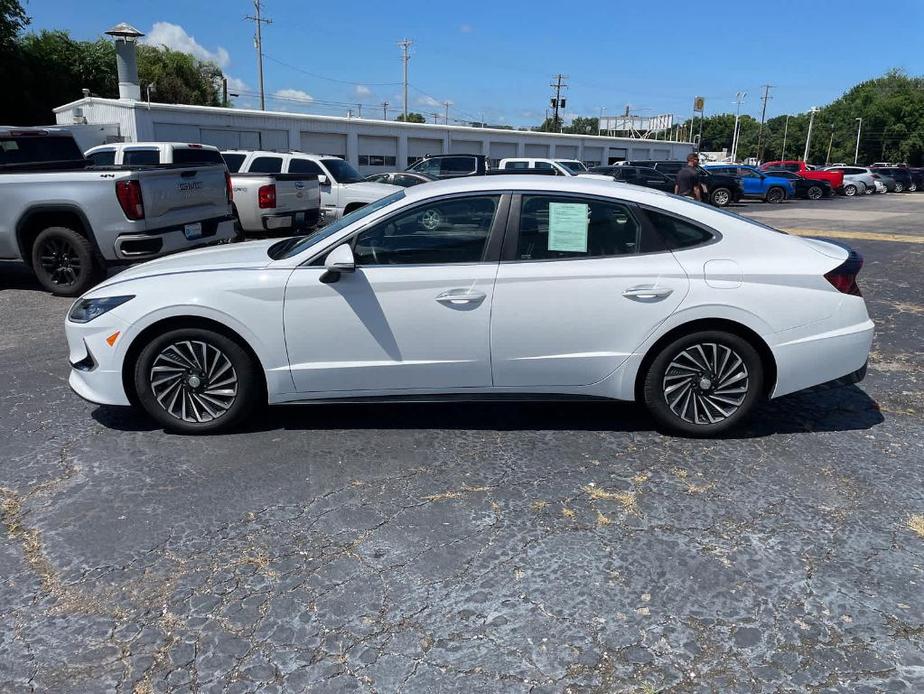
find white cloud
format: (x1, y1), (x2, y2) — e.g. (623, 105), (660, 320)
(355, 85), (372, 97)
(225, 76), (249, 93)
(273, 88), (314, 103)
(143, 22), (230, 68)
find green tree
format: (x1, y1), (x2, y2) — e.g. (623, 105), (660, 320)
(563, 116), (599, 135)
(0, 0), (28, 48)
(137, 44), (222, 107)
(395, 112), (426, 123)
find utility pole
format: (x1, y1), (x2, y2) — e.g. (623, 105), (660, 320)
(398, 39), (412, 120)
(803, 107), (818, 162)
(549, 74), (568, 131)
(382, 100), (389, 120)
(781, 114), (789, 159)
(731, 91), (747, 162)
(443, 101), (450, 125)
(854, 117), (863, 164)
(431, 112), (439, 124)
(245, 0), (272, 110)
(598, 106), (606, 135)
(825, 124), (835, 166)
(356, 103), (362, 118)
(756, 84), (773, 164)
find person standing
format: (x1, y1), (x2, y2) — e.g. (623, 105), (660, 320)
(674, 152), (702, 200)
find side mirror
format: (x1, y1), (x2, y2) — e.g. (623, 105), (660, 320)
(321, 243), (354, 283)
(317, 174), (329, 185)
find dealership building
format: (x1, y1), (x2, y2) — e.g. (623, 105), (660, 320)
(53, 97), (695, 176)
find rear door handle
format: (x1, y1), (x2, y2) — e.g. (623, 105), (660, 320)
(436, 289), (486, 305)
(623, 286), (674, 300)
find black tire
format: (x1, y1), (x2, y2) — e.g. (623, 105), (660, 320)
(894, 182), (904, 193)
(806, 185), (823, 200)
(908, 182), (918, 192)
(710, 187), (732, 207)
(133, 328), (261, 434)
(765, 186), (785, 203)
(642, 330), (764, 437)
(843, 184), (858, 197)
(30, 226), (103, 296)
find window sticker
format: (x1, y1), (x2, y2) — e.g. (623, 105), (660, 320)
(1, 140), (20, 151)
(547, 202), (589, 252)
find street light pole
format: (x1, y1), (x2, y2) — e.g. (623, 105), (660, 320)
(781, 114), (789, 160)
(854, 117), (863, 164)
(731, 91), (747, 162)
(803, 107), (818, 162)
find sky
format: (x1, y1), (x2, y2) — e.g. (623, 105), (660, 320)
(24, 0), (924, 127)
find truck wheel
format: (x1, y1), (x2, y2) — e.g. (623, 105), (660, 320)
(766, 186), (785, 203)
(806, 184), (823, 200)
(31, 226), (103, 297)
(710, 187), (731, 207)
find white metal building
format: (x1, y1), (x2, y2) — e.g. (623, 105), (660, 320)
(54, 97), (694, 176)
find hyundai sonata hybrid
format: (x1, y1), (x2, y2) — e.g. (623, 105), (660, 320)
(65, 176), (874, 436)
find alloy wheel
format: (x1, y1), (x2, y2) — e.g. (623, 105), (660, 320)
(807, 186), (822, 200)
(38, 237), (82, 287)
(149, 340), (238, 423)
(844, 185), (857, 197)
(895, 183), (904, 192)
(712, 189), (730, 206)
(662, 343), (749, 425)
(909, 183), (918, 192)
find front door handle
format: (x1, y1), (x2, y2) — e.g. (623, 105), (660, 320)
(436, 289), (486, 305)
(623, 286), (674, 300)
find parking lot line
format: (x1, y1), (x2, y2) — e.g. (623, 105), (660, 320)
(782, 227), (924, 244)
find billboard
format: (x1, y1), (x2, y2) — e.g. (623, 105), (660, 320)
(600, 114), (673, 132)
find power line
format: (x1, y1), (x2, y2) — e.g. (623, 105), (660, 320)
(262, 54), (402, 87)
(244, 0), (272, 110)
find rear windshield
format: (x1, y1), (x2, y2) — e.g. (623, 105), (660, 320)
(123, 149), (160, 166)
(221, 153), (246, 173)
(174, 148), (224, 165)
(0, 135), (84, 166)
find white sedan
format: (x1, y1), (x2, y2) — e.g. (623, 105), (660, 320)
(65, 176), (874, 436)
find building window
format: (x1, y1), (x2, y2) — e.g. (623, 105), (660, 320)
(359, 154), (397, 167)
(407, 156), (423, 167)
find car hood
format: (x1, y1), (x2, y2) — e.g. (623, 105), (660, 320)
(94, 240), (278, 289)
(344, 181), (402, 198)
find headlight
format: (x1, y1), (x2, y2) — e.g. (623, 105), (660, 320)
(68, 295), (134, 323)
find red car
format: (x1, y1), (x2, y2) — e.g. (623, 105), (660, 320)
(760, 160), (844, 191)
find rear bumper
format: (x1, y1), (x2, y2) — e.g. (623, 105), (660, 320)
(261, 208), (321, 231)
(771, 318), (874, 398)
(113, 216), (235, 260)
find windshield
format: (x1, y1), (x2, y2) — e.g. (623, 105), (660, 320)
(269, 190), (406, 259)
(557, 160), (587, 173)
(321, 158), (364, 184)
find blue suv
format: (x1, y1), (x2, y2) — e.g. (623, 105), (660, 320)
(705, 165), (794, 203)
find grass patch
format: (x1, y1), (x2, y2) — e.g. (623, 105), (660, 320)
(582, 485), (638, 514)
(908, 514), (924, 539)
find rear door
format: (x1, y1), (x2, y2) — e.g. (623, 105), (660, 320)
(491, 193), (689, 387)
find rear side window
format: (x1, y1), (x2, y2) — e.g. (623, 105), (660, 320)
(506, 161), (530, 169)
(173, 148), (224, 165)
(221, 153), (246, 172)
(123, 149), (160, 165)
(0, 135), (85, 165)
(86, 150), (115, 166)
(249, 156), (283, 173)
(516, 195), (645, 261)
(646, 209), (714, 249)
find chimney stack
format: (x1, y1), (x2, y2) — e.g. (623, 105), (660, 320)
(105, 23), (144, 101)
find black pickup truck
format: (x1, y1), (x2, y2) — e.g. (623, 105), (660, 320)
(622, 160), (744, 207)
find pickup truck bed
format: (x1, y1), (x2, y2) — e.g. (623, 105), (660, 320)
(230, 172), (321, 236)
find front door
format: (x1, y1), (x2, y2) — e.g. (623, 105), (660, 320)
(491, 194), (689, 388)
(283, 194), (505, 393)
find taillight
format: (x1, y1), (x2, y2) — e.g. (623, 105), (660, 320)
(225, 171), (233, 203)
(258, 184), (276, 209)
(115, 180), (145, 220)
(824, 249), (863, 296)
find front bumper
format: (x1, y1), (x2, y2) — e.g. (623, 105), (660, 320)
(65, 316), (132, 406)
(113, 216), (235, 260)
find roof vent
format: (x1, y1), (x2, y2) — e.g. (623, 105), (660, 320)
(105, 23), (144, 101)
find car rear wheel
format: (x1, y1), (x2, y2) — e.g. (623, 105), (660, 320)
(843, 184), (858, 197)
(710, 187), (731, 207)
(31, 226), (104, 297)
(133, 328), (260, 433)
(765, 186), (785, 203)
(806, 185), (823, 200)
(909, 182), (918, 192)
(894, 182), (904, 193)
(642, 331), (763, 437)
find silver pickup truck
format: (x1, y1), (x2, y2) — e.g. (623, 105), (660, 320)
(87, 142), (321, 237)
(1, 128), (235, 296)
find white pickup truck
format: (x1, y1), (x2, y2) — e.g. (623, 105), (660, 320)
(221, 150), (399, 223)
(2, 128), (235, 295)
(87, 142), (321, 237)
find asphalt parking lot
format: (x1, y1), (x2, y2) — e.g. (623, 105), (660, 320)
(1, 194), (923, 693)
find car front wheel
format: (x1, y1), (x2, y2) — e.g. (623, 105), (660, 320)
(894, 182), (904, 193)
(642, 331), (763, 437)
(710, 187), (731, 207)
(843, 184), (858, 197)
(806, 185), (823, 200)
(133, 328), (260, 433)
(765, 187), (785, 203)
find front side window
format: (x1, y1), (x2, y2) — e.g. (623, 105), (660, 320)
(394, 174), (425, 187)
(645, 209), (714, 249)
(123, 149), (160, 166)
(515, 195), (643, 261)
(289, 158), (323, 175)
(249, 156), (283, 173)
(408, 157), (439, 175)
(322, 158), (364, 183)
(353, 195), (499, 266)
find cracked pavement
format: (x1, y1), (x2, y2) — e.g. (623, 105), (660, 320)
(1, 196), (923, 692)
